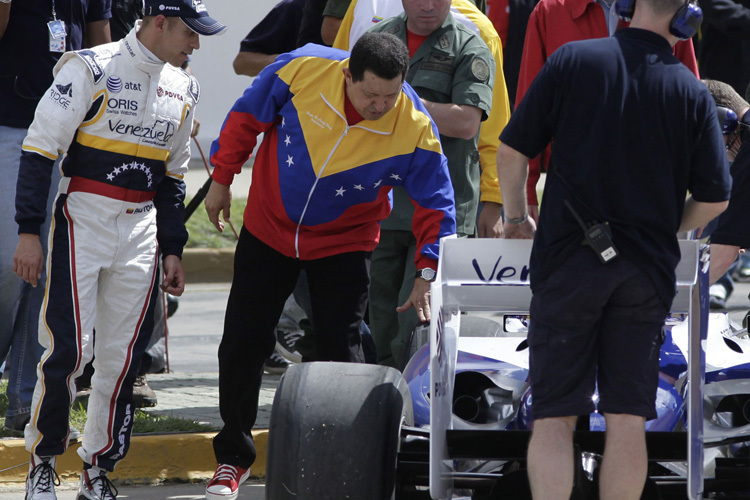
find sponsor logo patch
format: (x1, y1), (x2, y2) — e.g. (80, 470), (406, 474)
(157, 86), (184, 101)
(107, 97), (139, 116)
(77, 50), (104, 83)
(107, 118), (175, 146)
(56, 83), (73, 97)
(188, 77), (199, 101)
(107, 76), (123, 93)
(124, 39), (136, 57)
(193, 0), (207, 13)
(107, 76), (143, 93)
(111, 404), (132, 459)
(48, 83), (73, 109)
(125, 204), (154, 214)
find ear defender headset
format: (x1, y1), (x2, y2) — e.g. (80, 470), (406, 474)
(716, 106), (739, 136)
(716, 106), (749, 155)
(614, 0), (703, 40)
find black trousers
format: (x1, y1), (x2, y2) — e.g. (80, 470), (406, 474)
(213, 227), (370, 467)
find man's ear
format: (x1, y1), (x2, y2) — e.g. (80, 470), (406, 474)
(342, 67), (352, 82)
(154, 14), (168, 32)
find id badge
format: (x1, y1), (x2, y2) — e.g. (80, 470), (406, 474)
(48, 20), (67, 53)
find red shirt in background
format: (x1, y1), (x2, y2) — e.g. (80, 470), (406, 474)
(486, 0), (510, 60)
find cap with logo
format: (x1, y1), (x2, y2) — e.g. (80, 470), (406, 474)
(143, 0), (227, 36)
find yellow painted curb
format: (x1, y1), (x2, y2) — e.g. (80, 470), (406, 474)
(0, 430), (267, 484)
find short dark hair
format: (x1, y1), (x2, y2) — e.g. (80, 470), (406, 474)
(641, 0), (690, 16)
(349, 32), (409, 82)
(703, 79), (749, 116)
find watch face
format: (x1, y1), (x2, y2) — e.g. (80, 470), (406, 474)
(420, 268), (436, 281)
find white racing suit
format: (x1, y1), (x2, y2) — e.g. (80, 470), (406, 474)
(16, 24), (197, 471)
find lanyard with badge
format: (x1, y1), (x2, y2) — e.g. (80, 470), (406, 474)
(48, 0), (67, 53)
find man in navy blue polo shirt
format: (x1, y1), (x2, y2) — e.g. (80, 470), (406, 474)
(0, 0), (111, 432)
(497, 0), (731, 497)
(232, 0), (306, 78)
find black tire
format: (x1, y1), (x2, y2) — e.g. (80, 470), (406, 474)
(266, 361), (414, 500)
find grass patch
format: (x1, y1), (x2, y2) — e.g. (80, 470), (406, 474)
(0, 379), (214, 437)
(70, 403), (214, 434)
(184, 196), (247, 249)
(0, 379), (16, 439)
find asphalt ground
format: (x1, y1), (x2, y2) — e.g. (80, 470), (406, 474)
(0, 480), (267, 499)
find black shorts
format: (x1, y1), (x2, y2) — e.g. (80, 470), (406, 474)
(528, 246), (668, 421)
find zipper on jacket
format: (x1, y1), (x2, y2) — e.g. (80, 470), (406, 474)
(293, 94), (392, 258)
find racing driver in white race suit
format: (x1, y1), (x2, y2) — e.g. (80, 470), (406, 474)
(12, 1), (227, 498)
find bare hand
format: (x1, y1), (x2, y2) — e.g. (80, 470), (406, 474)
(397, 278), (432, 322)
(13, 234), (44, 287)
(503, 217), (537, 239)
(204, 180), (232, 233)
(477, 202), (504, 238)
(161, 254), (185, 296)
(191, 118), (201, 138)
(528, 204), (539, 223)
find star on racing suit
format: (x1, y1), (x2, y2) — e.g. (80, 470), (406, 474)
(16, 24), (196, 471)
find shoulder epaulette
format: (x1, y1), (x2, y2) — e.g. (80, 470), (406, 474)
(75, 50), (105, 84)
(188, 75), (200, 102)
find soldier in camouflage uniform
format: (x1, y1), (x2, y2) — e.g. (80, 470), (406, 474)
(368, 0), (495, 368)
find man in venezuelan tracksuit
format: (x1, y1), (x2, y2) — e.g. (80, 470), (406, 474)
(201, 32), (457, 499)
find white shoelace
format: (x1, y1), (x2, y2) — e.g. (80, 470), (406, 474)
(278, 328), (303, 344)
(212, 464), (242, 483)
(86, 470), (118, 499)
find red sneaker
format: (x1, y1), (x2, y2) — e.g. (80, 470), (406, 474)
(205, 464), (250, 500)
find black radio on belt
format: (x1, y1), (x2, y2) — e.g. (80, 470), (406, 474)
(565, 199), (619, 264)
(584, 221), (619, 263)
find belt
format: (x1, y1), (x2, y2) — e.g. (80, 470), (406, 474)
(66, 176), (156, 203)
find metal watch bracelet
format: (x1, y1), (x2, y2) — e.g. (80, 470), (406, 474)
(505, 213), (528, 224)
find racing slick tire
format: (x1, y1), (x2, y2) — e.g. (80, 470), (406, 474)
(266, 361), (414, 500)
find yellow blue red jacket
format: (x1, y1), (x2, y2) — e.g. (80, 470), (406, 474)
(210, 44), (457, 269)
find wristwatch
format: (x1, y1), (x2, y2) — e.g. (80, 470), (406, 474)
(505, 213), (528, 224)
(0, 0), (11, 5)
(415, 268), (436, 282)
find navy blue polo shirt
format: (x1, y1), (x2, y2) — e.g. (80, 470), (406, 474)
(711, 112), (750, 248)
(239, 0), (306, 55)
(296, 0), (325, 46)
(0, 0), (111, 128)
(500, 28), (731, 307)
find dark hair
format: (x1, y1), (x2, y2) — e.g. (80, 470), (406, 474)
(349, 32), (409, 82)
(642, 0), (690, 16)
(703, 79), (749, 116)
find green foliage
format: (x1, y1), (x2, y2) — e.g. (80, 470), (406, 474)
(0, 379), (17, 438)
(69, 403), (214, 434)
(0, 379), (7, 418)
(132, 409), (215, 433)
(0, 380), (213, 438)
(69, 403), (88, 434)
(184, 196), (247, 249)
